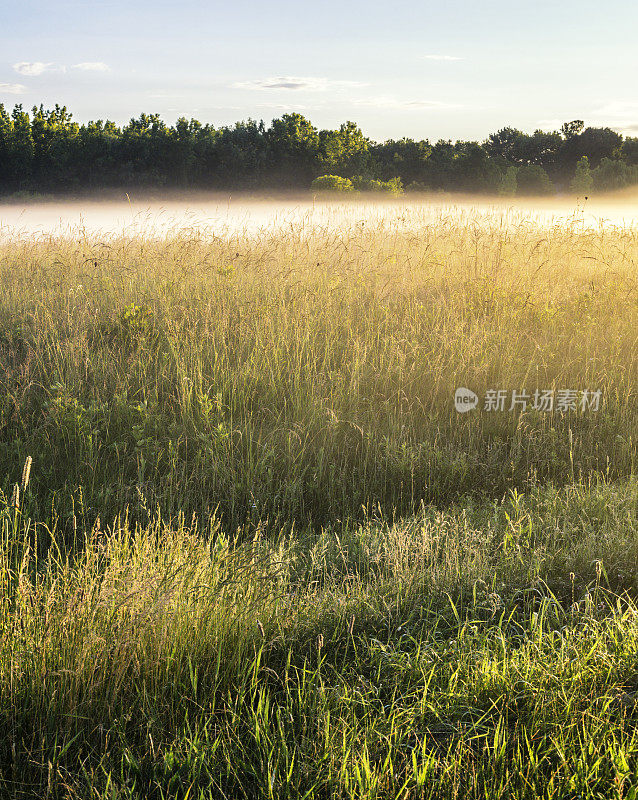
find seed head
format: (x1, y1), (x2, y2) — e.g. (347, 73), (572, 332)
(21, 457), (32, 490)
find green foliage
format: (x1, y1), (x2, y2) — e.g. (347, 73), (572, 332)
(310, 174), (355, 192)
(2, 104), (638, 194)
(574, 126), (622, 166)
(621, 136), (638, 165)
(119, 302), (154, 337)
(351, 175), (404, 194)
(0, 219), (635, 531)
(450, 141), (505, 192)
(570, 155), (594, 194)
(319, 121), (370, 177)
(371, 137), (431, 183)
(558, 124), (623, 183)
(352, 176), (383, 191)
(516, 164), (555, 195)
(266, 113), (321, 184)
(592, 157), (638, 191)
(560, 119), (585, 139)
(385, 176), (404, 195)
(425, 140), (505, 192)
(498, 165), (518, 196)
(405, 180), (430, 192)
(485, 127), (561, 173)
(0, 205), (637, 796)
(2, 472), (638, 797)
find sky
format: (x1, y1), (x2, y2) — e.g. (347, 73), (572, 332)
(2, 0), (638, 143)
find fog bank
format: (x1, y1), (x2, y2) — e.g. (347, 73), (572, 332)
(2, 191), (638, 239)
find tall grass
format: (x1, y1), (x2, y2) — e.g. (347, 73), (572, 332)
(0, 206), (635, 531)
(1, 466), (638, 797)
(0, 203), (637, 796)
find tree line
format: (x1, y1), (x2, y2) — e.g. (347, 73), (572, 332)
(1, 103), (637, 195)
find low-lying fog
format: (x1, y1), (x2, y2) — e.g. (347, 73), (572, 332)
(1, 191), (638, 239)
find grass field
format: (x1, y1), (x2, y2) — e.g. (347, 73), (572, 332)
(0, 202), (637, 797)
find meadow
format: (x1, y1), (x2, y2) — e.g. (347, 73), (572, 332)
(0, 198), (637, 797)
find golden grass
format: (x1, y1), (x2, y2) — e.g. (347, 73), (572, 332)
(0, 201), (637, 796)
(0, 204), (635, 528)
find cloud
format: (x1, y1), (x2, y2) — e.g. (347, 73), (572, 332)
(354, 97), (461, 110)
(71, 62), (110, 72)
(591, 101), (638, 118)
(12, 60), (110, 78)
(187, 104), (243, 111)
(255, 103), (311, 111)
(0, 83), (26, 94)
(539, 104), (638, 135)
(541, 103), (638, 135)
(536, 118), (565, 131)
(233, 76), (367, 91)
(13, 61), (58, 76)
(421, 54), (463, 61)
(588, 101), (638, 132)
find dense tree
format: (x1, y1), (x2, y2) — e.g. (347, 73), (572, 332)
(498, 166), (518, 196)
(568, 127), (622, 168)
(525, 130), (563, 172)
(621, 137), (638, 165)
(556, 124), (623, 184)
(516, 164), (555, 195)
(74, 120), (120, 187)
(0, 104), (636, 196)
(485, 128), (562, 173)
(319, 121), (370, 177)
(449, 141), (506, 192)
(0, 105), (34, 189)
(371, 138), (431, 184)
(560, 120), (585, 140)
(29, 105), (79, 189)
(311, 175), (355, 192)
(592, 158), (638, 191)
(420, 140), (456, 189)
(484, 127), (528, 164)
(265, 113), (320, 185)
(570, 156), (594, 194)
(205, 121), (268, 188)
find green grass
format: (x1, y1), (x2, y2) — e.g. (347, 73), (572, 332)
(0, 209), (635, 532)
(0, 205), (637, 796)
(2, 476), (638, 798)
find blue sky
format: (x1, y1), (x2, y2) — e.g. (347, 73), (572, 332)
(2, 0), (638, 142)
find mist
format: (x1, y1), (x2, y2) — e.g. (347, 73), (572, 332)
(2, 190), (638, 240)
